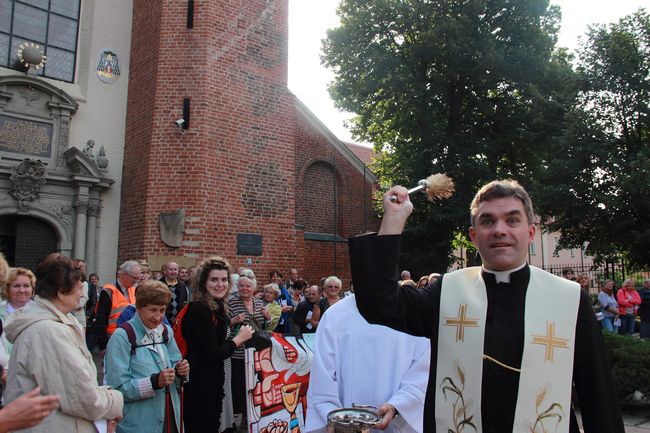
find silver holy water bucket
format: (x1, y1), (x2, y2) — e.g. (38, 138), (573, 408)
(327, 405), (382, 433)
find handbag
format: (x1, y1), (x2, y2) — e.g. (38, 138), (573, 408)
(244, 312), (273, 350)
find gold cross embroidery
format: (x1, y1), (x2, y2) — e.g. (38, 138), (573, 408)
(531, 321), (569, 363)
(444, 304), (480, 342)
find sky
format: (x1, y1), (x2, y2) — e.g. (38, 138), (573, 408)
(287, 0), (648, 144)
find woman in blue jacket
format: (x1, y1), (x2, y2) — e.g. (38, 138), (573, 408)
(105, 280), (189, 433)
(269, 270), (294, 333)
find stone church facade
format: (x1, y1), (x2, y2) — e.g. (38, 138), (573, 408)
(0, 0), (378, 286)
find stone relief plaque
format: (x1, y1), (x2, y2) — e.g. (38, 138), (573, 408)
(10, 158), (47, 212)
(0, 115), (53, 158)
(159, 209), (185, 248)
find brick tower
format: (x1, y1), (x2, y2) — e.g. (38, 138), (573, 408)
(120, 0), (298, 271)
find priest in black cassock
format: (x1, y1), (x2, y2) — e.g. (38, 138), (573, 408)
(350, 180), (624, 433)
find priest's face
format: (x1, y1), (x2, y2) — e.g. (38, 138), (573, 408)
(469, 196), (535, 271)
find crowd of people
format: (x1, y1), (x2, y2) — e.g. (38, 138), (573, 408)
(0, 179), (643, 433)
(399, 265), (650, 340)
(0, 253), (120, 433)
(556, 267), (650, 338)
(0, 250), (352, 433)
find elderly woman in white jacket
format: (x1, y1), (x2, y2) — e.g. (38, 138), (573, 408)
(4, 253), (123, 433)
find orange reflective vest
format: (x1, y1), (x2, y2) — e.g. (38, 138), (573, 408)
(102, 284), (136, 335)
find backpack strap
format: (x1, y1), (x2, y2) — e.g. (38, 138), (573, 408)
(120, 322), (170, 354)
(119, 322), (138, 355)
(162, 324), (169, 345)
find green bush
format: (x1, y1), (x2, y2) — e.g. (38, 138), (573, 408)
(602, 331), (650, 401)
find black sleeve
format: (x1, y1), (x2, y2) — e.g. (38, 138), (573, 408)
(85, 284), (97, 317)
(94, 290), (112, 350)
(573, 291), (625, 433)
(183, 304), (235, 363)
(348, 233), (439, 337)
(293, 302), (309, 327)
(318, 297), (329, 314)
(180, 283), (190, 307)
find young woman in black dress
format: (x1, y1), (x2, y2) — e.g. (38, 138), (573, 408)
(182, 257), (253, 433)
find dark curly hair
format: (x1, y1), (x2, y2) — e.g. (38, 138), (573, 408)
(192, 256), (231, 313)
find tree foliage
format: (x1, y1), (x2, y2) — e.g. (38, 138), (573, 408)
(322, 0), (574, 274)
(533, 9), (650, 265)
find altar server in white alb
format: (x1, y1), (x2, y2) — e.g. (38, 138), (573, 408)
(305, 294), (429, 433)
(350, 180), (624, 433)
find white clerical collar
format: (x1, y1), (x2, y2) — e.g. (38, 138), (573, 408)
(482, 262), (527, 284)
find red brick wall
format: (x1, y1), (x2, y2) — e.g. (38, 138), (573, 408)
(293, 108), (380, 288)
(121, 0), (295, 272)
(302, 240), (353, 289)
(119, 0), (163, 259)
(119, 0), (378, 287)
(299, 161), (336, 233)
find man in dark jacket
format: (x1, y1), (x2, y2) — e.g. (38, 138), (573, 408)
(350, 179), (624, 433)
(159, 261), (189, 324)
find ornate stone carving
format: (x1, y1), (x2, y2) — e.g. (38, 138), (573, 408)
(96, 145), (109, 170)
(73, 199), (89, 214)
(17, 42), (46, 76)
(83, 139), (95, 158)
(159, 209), (185, 248)
(47, 202), (73, 228)
(17, 86), (41, 106)
(87, 200), (103, 218)
(57, 117), (71, 168)
(10, 159), (47, 212)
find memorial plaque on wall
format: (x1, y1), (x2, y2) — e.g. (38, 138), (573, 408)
(0, 115), (53, 158)
(237, 233), (263, 256)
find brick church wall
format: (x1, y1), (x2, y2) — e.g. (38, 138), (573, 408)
(293, 105), (380, 288)
(119, 0), (163, 261)
(120, 0), (378, 286)
(121, 0), (297, 270)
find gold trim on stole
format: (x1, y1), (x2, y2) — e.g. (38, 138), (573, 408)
(435, 266), (581, 433)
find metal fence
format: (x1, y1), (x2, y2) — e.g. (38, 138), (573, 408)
(541, 261), (650, 295)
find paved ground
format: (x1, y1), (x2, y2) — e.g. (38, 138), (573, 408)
(622, 407), (650, 432)
(577, 407), (650, 432)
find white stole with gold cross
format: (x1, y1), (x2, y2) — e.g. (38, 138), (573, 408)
(434, 266), (580, 433)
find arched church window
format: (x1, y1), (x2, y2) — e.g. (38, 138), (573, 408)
(0, 0), (81, 82)
(300, 161), (337, 234)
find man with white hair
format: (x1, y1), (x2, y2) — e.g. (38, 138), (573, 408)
(93, 260), (141, 350)
(158, 261), (189, 323)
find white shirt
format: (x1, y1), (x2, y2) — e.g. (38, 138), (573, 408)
(305, 295), (430, 433)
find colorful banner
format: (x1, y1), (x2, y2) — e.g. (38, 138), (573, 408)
(245, 333), (315, 433)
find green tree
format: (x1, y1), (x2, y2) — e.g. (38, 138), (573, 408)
(322, 0), (575, 274)
(533, 9), (650, 265)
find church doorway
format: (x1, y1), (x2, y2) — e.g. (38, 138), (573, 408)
(0, 216), (59, 271)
